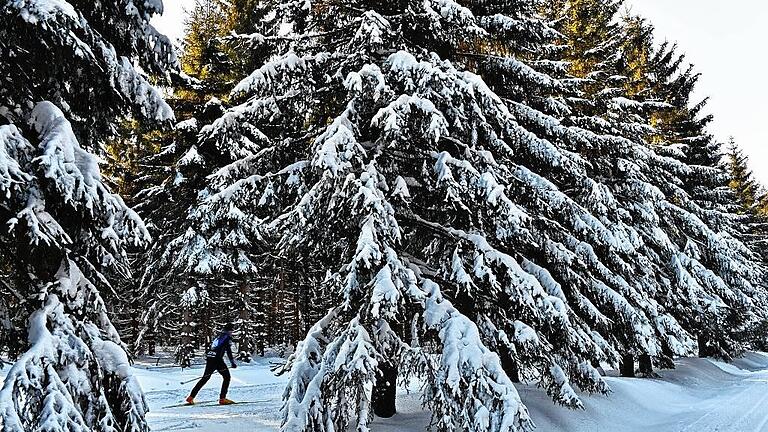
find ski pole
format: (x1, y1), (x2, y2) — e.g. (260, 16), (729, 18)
(180, 369), (229, 385)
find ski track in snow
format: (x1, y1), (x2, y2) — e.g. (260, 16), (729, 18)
(133, 353), (768, 431)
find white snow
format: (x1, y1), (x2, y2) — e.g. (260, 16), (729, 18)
(12, 0), (78, 24)
(63, 352), (768, 432)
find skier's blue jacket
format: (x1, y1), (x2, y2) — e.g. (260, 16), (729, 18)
(206, 331), (235, 365)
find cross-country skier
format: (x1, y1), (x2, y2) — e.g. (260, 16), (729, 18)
(185, 323), (238, 405)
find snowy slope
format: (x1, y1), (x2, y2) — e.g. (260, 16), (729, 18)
(135, 357), (285, 431)
(131, 353), (768, 432)
(522, 353), (768, 432)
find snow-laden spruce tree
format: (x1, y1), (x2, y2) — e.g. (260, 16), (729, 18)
(0, 103), (153, 431)
(539, 0), (768, 365)
(133, 94), (286, 364)
(132, 99), (222, 364)
(0, 1), (175, 430)
(448, 0), (694, 376)
(173, 0), (692, 430)
(130, 0), (294, 362)
(449, 0), (689, 377)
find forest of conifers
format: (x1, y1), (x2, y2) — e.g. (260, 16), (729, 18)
(2, 0), (768, 431)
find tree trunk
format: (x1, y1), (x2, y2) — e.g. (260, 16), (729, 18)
(658, 342), (675, 370)
(239, 283), (252, 361)
(372, 361), (397, 418)
(638, 354), (653, 376)
(499, 345), (521, 383)
(180, 308), (193, 368)
(698, 333), (711, 358)
(620, 354), (635, 377)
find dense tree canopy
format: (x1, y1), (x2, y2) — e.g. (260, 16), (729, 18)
(3, 1), (766, 432)
(131, 1), (768, 431)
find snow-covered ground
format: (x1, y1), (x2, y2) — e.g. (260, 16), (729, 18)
(135, 352), (768, 431)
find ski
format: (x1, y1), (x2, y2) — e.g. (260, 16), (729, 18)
(161, 400), (269, 409)
(161, 401), (212, 409)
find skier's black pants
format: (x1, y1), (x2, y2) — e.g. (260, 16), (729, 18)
(190, 358), (230, 399)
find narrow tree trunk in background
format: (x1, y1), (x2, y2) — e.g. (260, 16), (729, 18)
(180, 308), (193, 368)
(620, 354), (635, 377)
(130, 312), (140, 355)
(239, 282), (252, 360)
(658, 343), (675, 370)
(372, 361), (397, 418)
(638, 354), (653, 376)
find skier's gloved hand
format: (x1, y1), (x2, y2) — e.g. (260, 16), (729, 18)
(231, 364), (237, 369)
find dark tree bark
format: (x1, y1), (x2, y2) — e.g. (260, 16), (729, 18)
(372, 361), (397, 418)
(638, 354), (653, 376)
(179, 308), (193, 368)
(698, 333), (714, 358)
(620, 354), (635, 377)
(238, 282), (253, 362)
(657, 342), (675, 370)
(499, 344), (521, 383)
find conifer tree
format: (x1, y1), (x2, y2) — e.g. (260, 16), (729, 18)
(181, 0), (228, 79)
(178, 1), (627, 430)
(445, 0), (672, 382)
(726, 139), (763, 212)
(725, 140), (768, 261)
(632, 30), (732, 227)
(132, 98), (224, 364)
(133, 1), (288, 364)
(0, 1), (176, 430)
(0, 0), (176, 142)
(133, 98), (290, 363)
(537, 0), (767, 368)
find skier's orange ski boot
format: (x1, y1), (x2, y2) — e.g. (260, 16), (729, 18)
(219, 398), (236, 405)
(185, 396), (195, 405)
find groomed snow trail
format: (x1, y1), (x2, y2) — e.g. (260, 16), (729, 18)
(135, 353), (768, 432)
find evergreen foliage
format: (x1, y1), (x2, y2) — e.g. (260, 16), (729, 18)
(181, 0), (229, 79)
(727, 139), (765, 212)
(6, 0), (761, 431)
(130, 0), (300, 366)
(0, 0), (176, 143)
(0, 1), (175, 430)
(129, 0), (768, 431)
(725, 140), (768, 266)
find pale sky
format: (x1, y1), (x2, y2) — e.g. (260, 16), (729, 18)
(627, 0), (768, 184)
(153, 1), (768, 184)
(153, 1), (187, 44)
